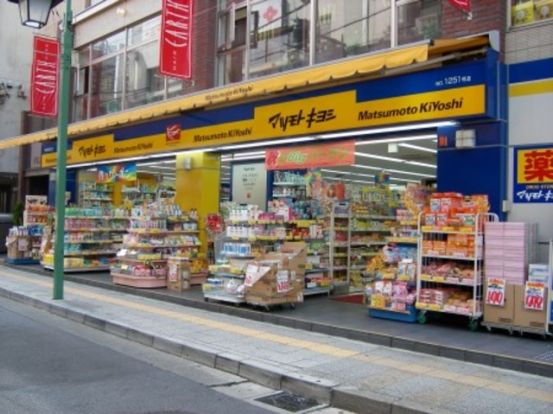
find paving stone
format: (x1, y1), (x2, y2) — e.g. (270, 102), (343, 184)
(332, 386), (397, 414)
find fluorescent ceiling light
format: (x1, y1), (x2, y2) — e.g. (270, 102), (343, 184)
(399, 143), (437, 154)
(233, 151), (266, 157)
(355, 151), (436, 169)
(318, 121), (457, 140)
(321, 168), (374, 179)
(67, 148), (213, 169)
(352, 164), (435, 178)
(227, 155), (266, 161)
(355, 134), (437, 146)
(139, 165), (175, 170)
(221, 165), (230, 169)
(218, 136), (315, 151)
(390, 177), (420, 183)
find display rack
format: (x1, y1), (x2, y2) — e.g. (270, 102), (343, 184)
(111, 210), (201, 288)
(350, 211), (395, 292)
(79, 182), (114, 207)
(416, 212), (499, 330)
(41, 208), (129, 272)
(222, 215), (330, 296)
(5, 226), (44, 265)
(328, 202), (351, 293)
(204, 241), (305, 309)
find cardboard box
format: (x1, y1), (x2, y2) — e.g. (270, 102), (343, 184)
(167, 258), (190, 292)
(484, 283), (515, 325)
(513, 284), (548, 329)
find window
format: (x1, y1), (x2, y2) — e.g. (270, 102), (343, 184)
(397, 0), (441, 46)
(511, 0), (553, 27)
(216, 1), (441, 86)
(126, 42), (165, 109)
(316, 0), (391, 64)
(217, 2), (248, 84)
(72, 15), (170, 120)
(249, 0), (311, 78)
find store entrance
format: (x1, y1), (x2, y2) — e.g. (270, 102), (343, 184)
(213, 132), (438, 302)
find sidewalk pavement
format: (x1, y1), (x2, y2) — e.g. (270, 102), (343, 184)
(0, 265), (552, 414)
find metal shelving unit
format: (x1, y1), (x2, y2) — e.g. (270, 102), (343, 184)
(416, 212), (499, 330)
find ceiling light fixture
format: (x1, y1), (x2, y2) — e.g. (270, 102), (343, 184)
(355, 151), (436, 169)
(318, 121), (457, 140)
(218, 137), (315, 151)
(399, 143), (437, 154)
(355, 134), (437, 146)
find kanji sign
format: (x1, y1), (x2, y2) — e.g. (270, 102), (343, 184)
(31, 36), (60, 117)
(486, 278), (506, 306)
(514, 145), (553, 203)
(160, 0), (194, 79)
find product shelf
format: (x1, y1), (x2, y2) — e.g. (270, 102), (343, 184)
(63, 250), (117, 256)
(64, 240), (113, 244)
(304, 286), (331, 296)
(420, 274), (482, 286)
(422, 254), (481, 261)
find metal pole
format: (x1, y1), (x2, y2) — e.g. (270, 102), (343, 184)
(53, 0), (72, 300)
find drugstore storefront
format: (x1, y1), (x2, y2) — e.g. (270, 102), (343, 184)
(5, 34), (514, 317)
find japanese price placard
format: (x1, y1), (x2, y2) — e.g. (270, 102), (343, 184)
(276, 270), (290, 293)
(524, 281), (546, 311)
(486, 278), (506, 306)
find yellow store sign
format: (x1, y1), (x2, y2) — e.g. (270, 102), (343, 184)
(42, 84), (486, 168)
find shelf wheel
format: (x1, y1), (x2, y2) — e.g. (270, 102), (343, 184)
(468, 318), (480, 332)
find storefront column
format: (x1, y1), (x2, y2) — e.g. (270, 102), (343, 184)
(436, 121), (508, 219)
(175, 152), (220, 254)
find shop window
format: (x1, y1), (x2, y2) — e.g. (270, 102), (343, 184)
(249, 0), (311, 78)
(128, 16), (162, 47)
(125, 41), (165, 109)
(397, 0), (441, 46)
(90, 55), (124, 117)
(72, 66), (89, 122)
(91, 30), (126, 60)
(315, 0), (391, 64)
(511, 0), (553, 27)
(217, 2), (248, 85)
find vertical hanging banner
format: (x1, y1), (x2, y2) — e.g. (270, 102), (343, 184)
(448, 0), (471, 14)
(31, 36), (60, 117)
(160, 0), (194, 79)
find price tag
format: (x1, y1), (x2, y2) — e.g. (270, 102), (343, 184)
(486, 278), (506, 306)
(276, 270), (290, 293)
(524, 281), (545, 311)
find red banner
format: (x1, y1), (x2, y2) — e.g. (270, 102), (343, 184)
(31, 36), (60, 118)
(265, 141), (355, 171)
(448, 0), (471, 13)
(160, 0), (194, 79)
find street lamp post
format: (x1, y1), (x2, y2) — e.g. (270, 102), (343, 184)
(8, 0), (71, 299)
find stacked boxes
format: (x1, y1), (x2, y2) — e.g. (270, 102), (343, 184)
(484, 222), (537, 285)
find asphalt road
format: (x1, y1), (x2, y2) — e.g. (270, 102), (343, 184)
(0, 297), (277, 414)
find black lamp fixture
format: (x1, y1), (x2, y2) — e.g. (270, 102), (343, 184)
(7, 0), (64, 29)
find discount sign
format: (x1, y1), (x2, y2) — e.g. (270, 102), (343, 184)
(486, 278), (506, 306)
(524, 281), (546, 311)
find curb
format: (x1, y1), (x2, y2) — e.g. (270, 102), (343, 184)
(1, 286), (454, 414)
(2, 262), (553, 379)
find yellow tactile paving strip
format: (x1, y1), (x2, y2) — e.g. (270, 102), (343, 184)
(1, 269), (552, 404)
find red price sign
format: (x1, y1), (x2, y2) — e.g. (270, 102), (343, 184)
(486, 278), (506, 306)
(276, 270), (290, 293)
(524, 282), (545, 311)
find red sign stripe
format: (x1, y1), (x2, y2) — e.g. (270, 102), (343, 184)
(31, 36), (60, 118)
(159, 0), (194, 79)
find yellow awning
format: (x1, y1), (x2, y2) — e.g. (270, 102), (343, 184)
(0, 34), (490, 151)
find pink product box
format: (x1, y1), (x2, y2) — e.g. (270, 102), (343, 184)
(484, 246), (505, 263)
(503, 222), (527, 230)
(503, 268), (525, 281)
(485, 265), (503, 276)
(485, 258), (504, 268)
(502, 247), (527, 261)
(500, 237), (527, 248)
(503, 229), (528, 238)
(503, 260), (526, 272)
